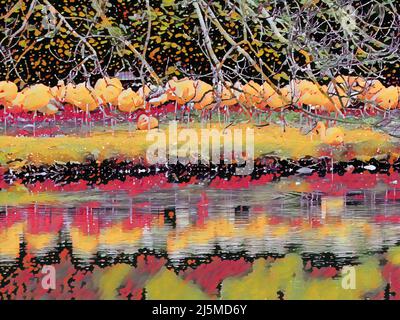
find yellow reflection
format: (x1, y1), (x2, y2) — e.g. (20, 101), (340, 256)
(0, 223), (24, 258)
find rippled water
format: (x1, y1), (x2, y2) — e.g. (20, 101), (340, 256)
(1, 177), (400, 268)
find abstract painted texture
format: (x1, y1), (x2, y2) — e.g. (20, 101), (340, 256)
(0, 0), (400, 300)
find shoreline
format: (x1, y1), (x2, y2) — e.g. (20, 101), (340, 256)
(0, 123), (395, 166)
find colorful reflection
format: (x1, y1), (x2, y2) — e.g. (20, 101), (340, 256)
(0, 178), (400, 299)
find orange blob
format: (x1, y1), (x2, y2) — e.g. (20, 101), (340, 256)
(21, 84), (53, 112)
(94, 77), (123, 106)
(313, 121), (345, 146)
(64, 83), (100, 112)
(192, 80), (214, 110)
(240, 81), (263, 108)
(118, 88), (145, 112)
(0, 81), (18, 107)
(373, 86), (399, 110)
(137, 114), (158, 130)
(167, 77), (196, 105)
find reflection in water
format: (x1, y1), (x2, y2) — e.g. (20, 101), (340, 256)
(1, 177), (400, 300)
(1, 180), (400, 267)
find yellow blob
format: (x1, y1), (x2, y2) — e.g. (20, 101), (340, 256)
(95, 77), (123, 106)
(118, 88), (145, 112)
(64, 83), (100, 112)
(373, 86), (399, 110)
(22, 84), (53, 112)
(25, 233), (56, 252)
(0, 81), (18, 107)
(99, 223), (142, 246)
(313, 121), (345, 146)
(145, 268), (210, 300)
(97, 264), (132, 300)
(387, 246), (400, 266)
(0, 223), (24, 259)
(167, 77), (196, 105)
(70, 227), (99, 257)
